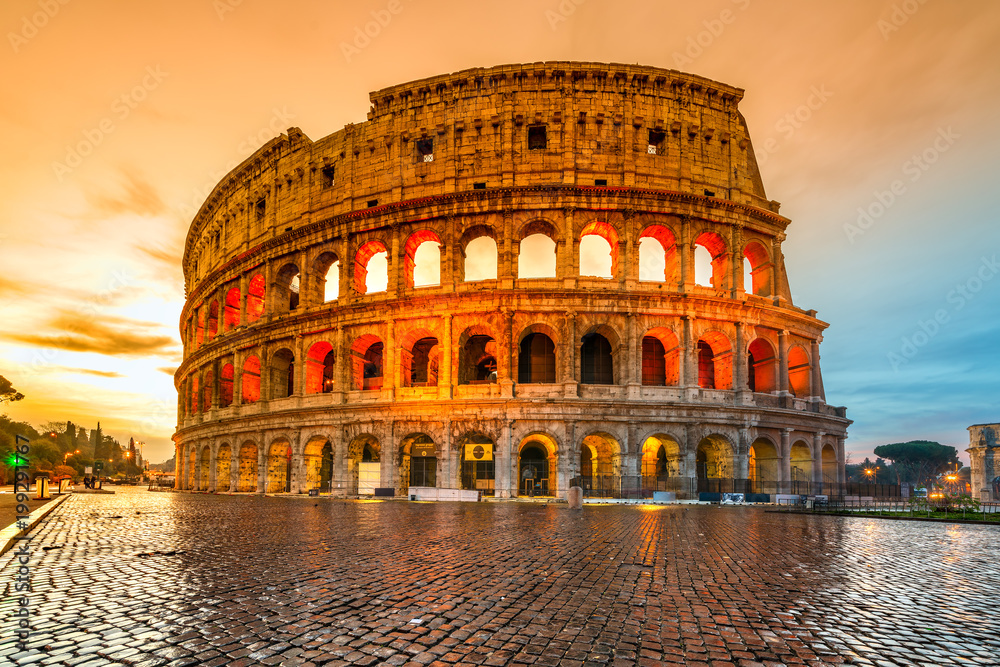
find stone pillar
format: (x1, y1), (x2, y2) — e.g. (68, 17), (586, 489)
(498, 420), (512, 498)
(837, 436), (847, 485)
(564, 311), (578, 397)
(562, 420), (576, 499)
(229, 444), (239, 492)
(683, 424), (697, 491)
(778, 330), (790, 396)
(388, 226), (401, 298)
(680, 216), (693, 292)
(382, 421), (396, 492)
(813, 431), (825, 488)
(683, 316), (696, 388)
(257, 432), (267, 493)
(208, 441), (217, 492)
(239, 272), (249, 326)
(384, 317), (396, 400)
(500, 210), (514, 288)
(810, 339), (824, 401)
(736, 428), (750, 481)
(734, 321), (746, 394)
(294, 335), (305, 396)
(732, 223), (744, 298)
(439, 314), (453, 399)
(625, 312), (639, 391)
(500, 309), (514, 398)
(443, 419), (454, 489)
(175, 444), (183, 490)
(780, 429), (792, 493)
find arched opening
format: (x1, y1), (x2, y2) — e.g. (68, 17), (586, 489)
(305, 341), (336, 394)
(517, 434), (557, 496)
(303, 437), (333, 493)
(355, 240), (388, 294)
(697, 332), (733, 390)
(269, 348), (295, 399)
(405, 230), (442, 288)
(580, 333), (614, 385)
(642, 328), (680, 386)
(458, 328), (497, 385)
(696, 435), (735, 491)
(224, 287), (240, 331)
(246, 274), (265, 322)
(460, 433), (495, 495)
(694, 231), (728, 289)
(241, 355), (261, 403)
(579, 433), (622, 497)
(313, 251), (340, 302)
(201, 369), (214, 412)
(790, 440), (813, 491)
(199, 445), (211, 490)
(822, 444), (838, 484)
(638, 225), (678, 283)
(748, 438), (779, 494)
(189, 376), (199, 414)
(400, 433), (436, 493)
(219, 363), (234, 408)
(401, 333), (439, 387)
(464, 236), (498, 281)
(351, 335), (383, 391)
(747, 338), (777, 393)
(274, 263), (300, 312)
(743, 240), (772, 296)
(266, 440), (293, 493)
(195, 309), (204, 348)
(517, 233), (556, 278)
(640, 435), (682, 493)
(788, 345), (811, 398)
(518, 332), (556, 383)
(216, 443), (232, 492)
(348, 434), (381, 495)
(207, 300), (219, 339)
(236, 442), (257, 492)
(579, 221), (618, 279)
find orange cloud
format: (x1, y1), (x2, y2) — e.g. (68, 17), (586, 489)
(0, 308), (177, 358)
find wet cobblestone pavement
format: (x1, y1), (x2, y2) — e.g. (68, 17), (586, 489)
(2, 488), (999, 667)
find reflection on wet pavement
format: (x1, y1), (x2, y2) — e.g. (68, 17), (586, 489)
(2, 488), (998, 666)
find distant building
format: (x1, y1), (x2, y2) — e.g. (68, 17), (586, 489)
(967, 424), (999, 501)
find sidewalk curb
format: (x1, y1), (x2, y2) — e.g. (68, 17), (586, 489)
(0, 494), (71, 556)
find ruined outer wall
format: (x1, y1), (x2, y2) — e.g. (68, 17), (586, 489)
(968, 424), (1000, 501)
(173, 62), (849, 499)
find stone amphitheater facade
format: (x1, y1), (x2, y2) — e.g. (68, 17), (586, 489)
(173, 62), (850, 500)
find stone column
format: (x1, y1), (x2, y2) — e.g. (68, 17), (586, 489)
(443, 419), (454, 489)
(500, 210), (514, 288)
(257, 432), (267, 493)
(780, 429), (792, 493)
(683, 424), (697, 493)
(384, 317), (396, 400)
(500, 309), (514, 398)
(239, 272), (249, 326)
(498, 420), (512, 498)
(294, 335), (306, 396)
(837, 436), (847, 485)
(562, 420), (576, 499)
(810, 339), (824, 402)
(290, 429), (303, 494)
(175, 444), (184, 490)
(564, 311), (578, 397)
(388, 226), (400, 298)
(382, 421), (395, 491)
(229, 444), (239, 492)
(680, 216), (693, 292)
(736, 428), (750, 481)
(778, 330), (790, 396)
(439, 314), (453, 399)
(683, 316), (696, 388)
(208, 441), (217, 492)
(813, 431), (825, 489)
(734, 321), (746, 394)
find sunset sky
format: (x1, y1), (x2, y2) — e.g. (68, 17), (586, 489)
(1, 0), (997, 465)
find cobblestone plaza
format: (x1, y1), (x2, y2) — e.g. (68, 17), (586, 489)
(3, 488), (999, 666)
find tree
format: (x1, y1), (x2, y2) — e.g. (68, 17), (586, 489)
(873, 441), (960, 489)
(0, 375), (24, 404)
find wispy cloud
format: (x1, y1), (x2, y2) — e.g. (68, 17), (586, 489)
(83, 169), (167, 219)
(53, 366), (126, 378)
(156, 366), (177, 376)
(0, 307), (177, 358)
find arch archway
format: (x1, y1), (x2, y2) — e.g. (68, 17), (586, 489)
(640, 434), (682, 492)
(187, 447), (197, 490)
(743, 240), (772, 296)
(697, 331), (733, 390)
(459, 433), (496, 495)
(236, 441), (258, 492)
(578, 221), (619, 279)
(246, 274), (265, 322)
(696, 434), (735, 492)
(348, 434), (381, 495)
(274, 263), (300, 312)
(241, 355), (261, 403)
(303, 437), (334, 493)
(351, 335), (383, 391)
(747, 338), (777, 393)
(355, 240), (388, 294)
(642, 328), (680, 386)
(580, 432), (622, 497)
(638, 224), (678, 283)
(580, 333), (614, 385)
(788, 346), (812, 398)
(216, 443), (232, 492)
(694, 231), (728, 289)
(224, 286), (240, 330)
(518, 331), (556, 383)
(748, 437), (779, 494)
(790, 439), (813, 491)
(517, 233), (557, 279)
(399, 433), (437, 494)
(305, 341), (335, 394)
(269, 348), (295, 399)
(199, 445), (211, 490)
(517, 433), (558, 496)
(266, 440), (293, 493)
(822, 444), (838, 485)
(458, 326), (498, 384)
(404, 230), (442, 288)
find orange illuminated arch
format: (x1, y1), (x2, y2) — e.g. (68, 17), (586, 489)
(241, 355), (261, 403)
(354, 240), (388, 294)
(247, 274), (265, 322)
(579, 220), (619, 278)
(743, 240), (771, 296)
(404, 229), (442, 288)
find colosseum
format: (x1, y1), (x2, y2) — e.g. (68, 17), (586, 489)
(173, 61), (850, 501)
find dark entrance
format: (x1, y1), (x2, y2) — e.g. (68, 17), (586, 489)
(409, 439), (436, 487)
(461, 436), (495, 495)
(519, 443), (549, 495)
(320, 441), (333, 492)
